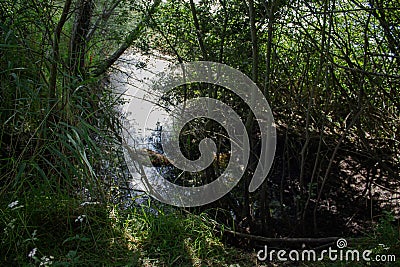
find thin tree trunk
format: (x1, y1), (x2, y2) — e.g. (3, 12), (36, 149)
(241, 0), (261, 233)
(49, 0), (72, 98)
(264, 0), (275, 98)
(69, 0), (93, 78)
(189, 0), (208, 60)
(248, 0), (258, 84)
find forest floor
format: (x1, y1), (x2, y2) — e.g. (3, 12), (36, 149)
(4, 193), (398, 266)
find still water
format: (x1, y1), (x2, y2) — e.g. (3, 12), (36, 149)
(111, 50), (173, 206)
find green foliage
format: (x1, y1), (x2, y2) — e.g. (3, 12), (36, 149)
(0, 0), (135, 264)
(0, 196), (253, 266)
(123, 205), (252, 266)
(0, 195), (140, 266)
(1, 0), (400, 265)
(0, 1), (255, 266)
(369, 212), (400, 258)
(145, 0), (400, 238)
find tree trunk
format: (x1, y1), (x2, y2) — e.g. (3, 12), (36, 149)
(69, 0), (93, 78)
(49, 0), (72, 98)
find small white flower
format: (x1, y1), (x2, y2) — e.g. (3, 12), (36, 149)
(28, 248), (37, 258)
(75, 215), (86, 223)
(8, 200), (24, 209)
(8, 200), (19, 208)
(80, 201), (100, 206)
(39, 255), (53, 266)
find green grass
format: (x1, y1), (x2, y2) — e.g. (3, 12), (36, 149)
(0, 194), (255, 266)
(6, 193), (395, 267)
(122, 205), (252, 266)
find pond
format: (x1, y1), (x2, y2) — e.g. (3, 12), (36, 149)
(111, 50), (174, 207)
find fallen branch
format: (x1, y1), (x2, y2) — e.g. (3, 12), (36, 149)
(223, 229), (340, 244)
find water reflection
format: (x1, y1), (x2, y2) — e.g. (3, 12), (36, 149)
(111, 51), (172, 208)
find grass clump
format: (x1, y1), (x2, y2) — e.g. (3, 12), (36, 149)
(1, 195), (254, 266)
(122, 206), (253, 266)
(0, 193), (139, 266)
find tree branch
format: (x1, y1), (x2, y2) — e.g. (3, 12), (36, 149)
(86, 0), (122, 43)
(92, 0), (161, 77)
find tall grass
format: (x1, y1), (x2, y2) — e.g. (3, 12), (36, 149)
(0, 69), (127, 265)
(0, 6), (129, 264)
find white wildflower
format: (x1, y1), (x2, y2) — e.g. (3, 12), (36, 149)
(39, 255), (54, 266)
(8, 200), (19, 208)
(75, 215), (86, 223)
(8, 200), (24, 209)
(28, 248), (37, 258)
(80, 201), (100, 206)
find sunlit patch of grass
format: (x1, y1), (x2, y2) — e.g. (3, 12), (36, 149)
(0, 193), (139, 266)
(119, 204), (256, 266)
(0, 193), (256, 266)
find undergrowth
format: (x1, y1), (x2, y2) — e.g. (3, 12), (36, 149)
(0, 195), (254, 266)
(1, 1), (399, 267)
